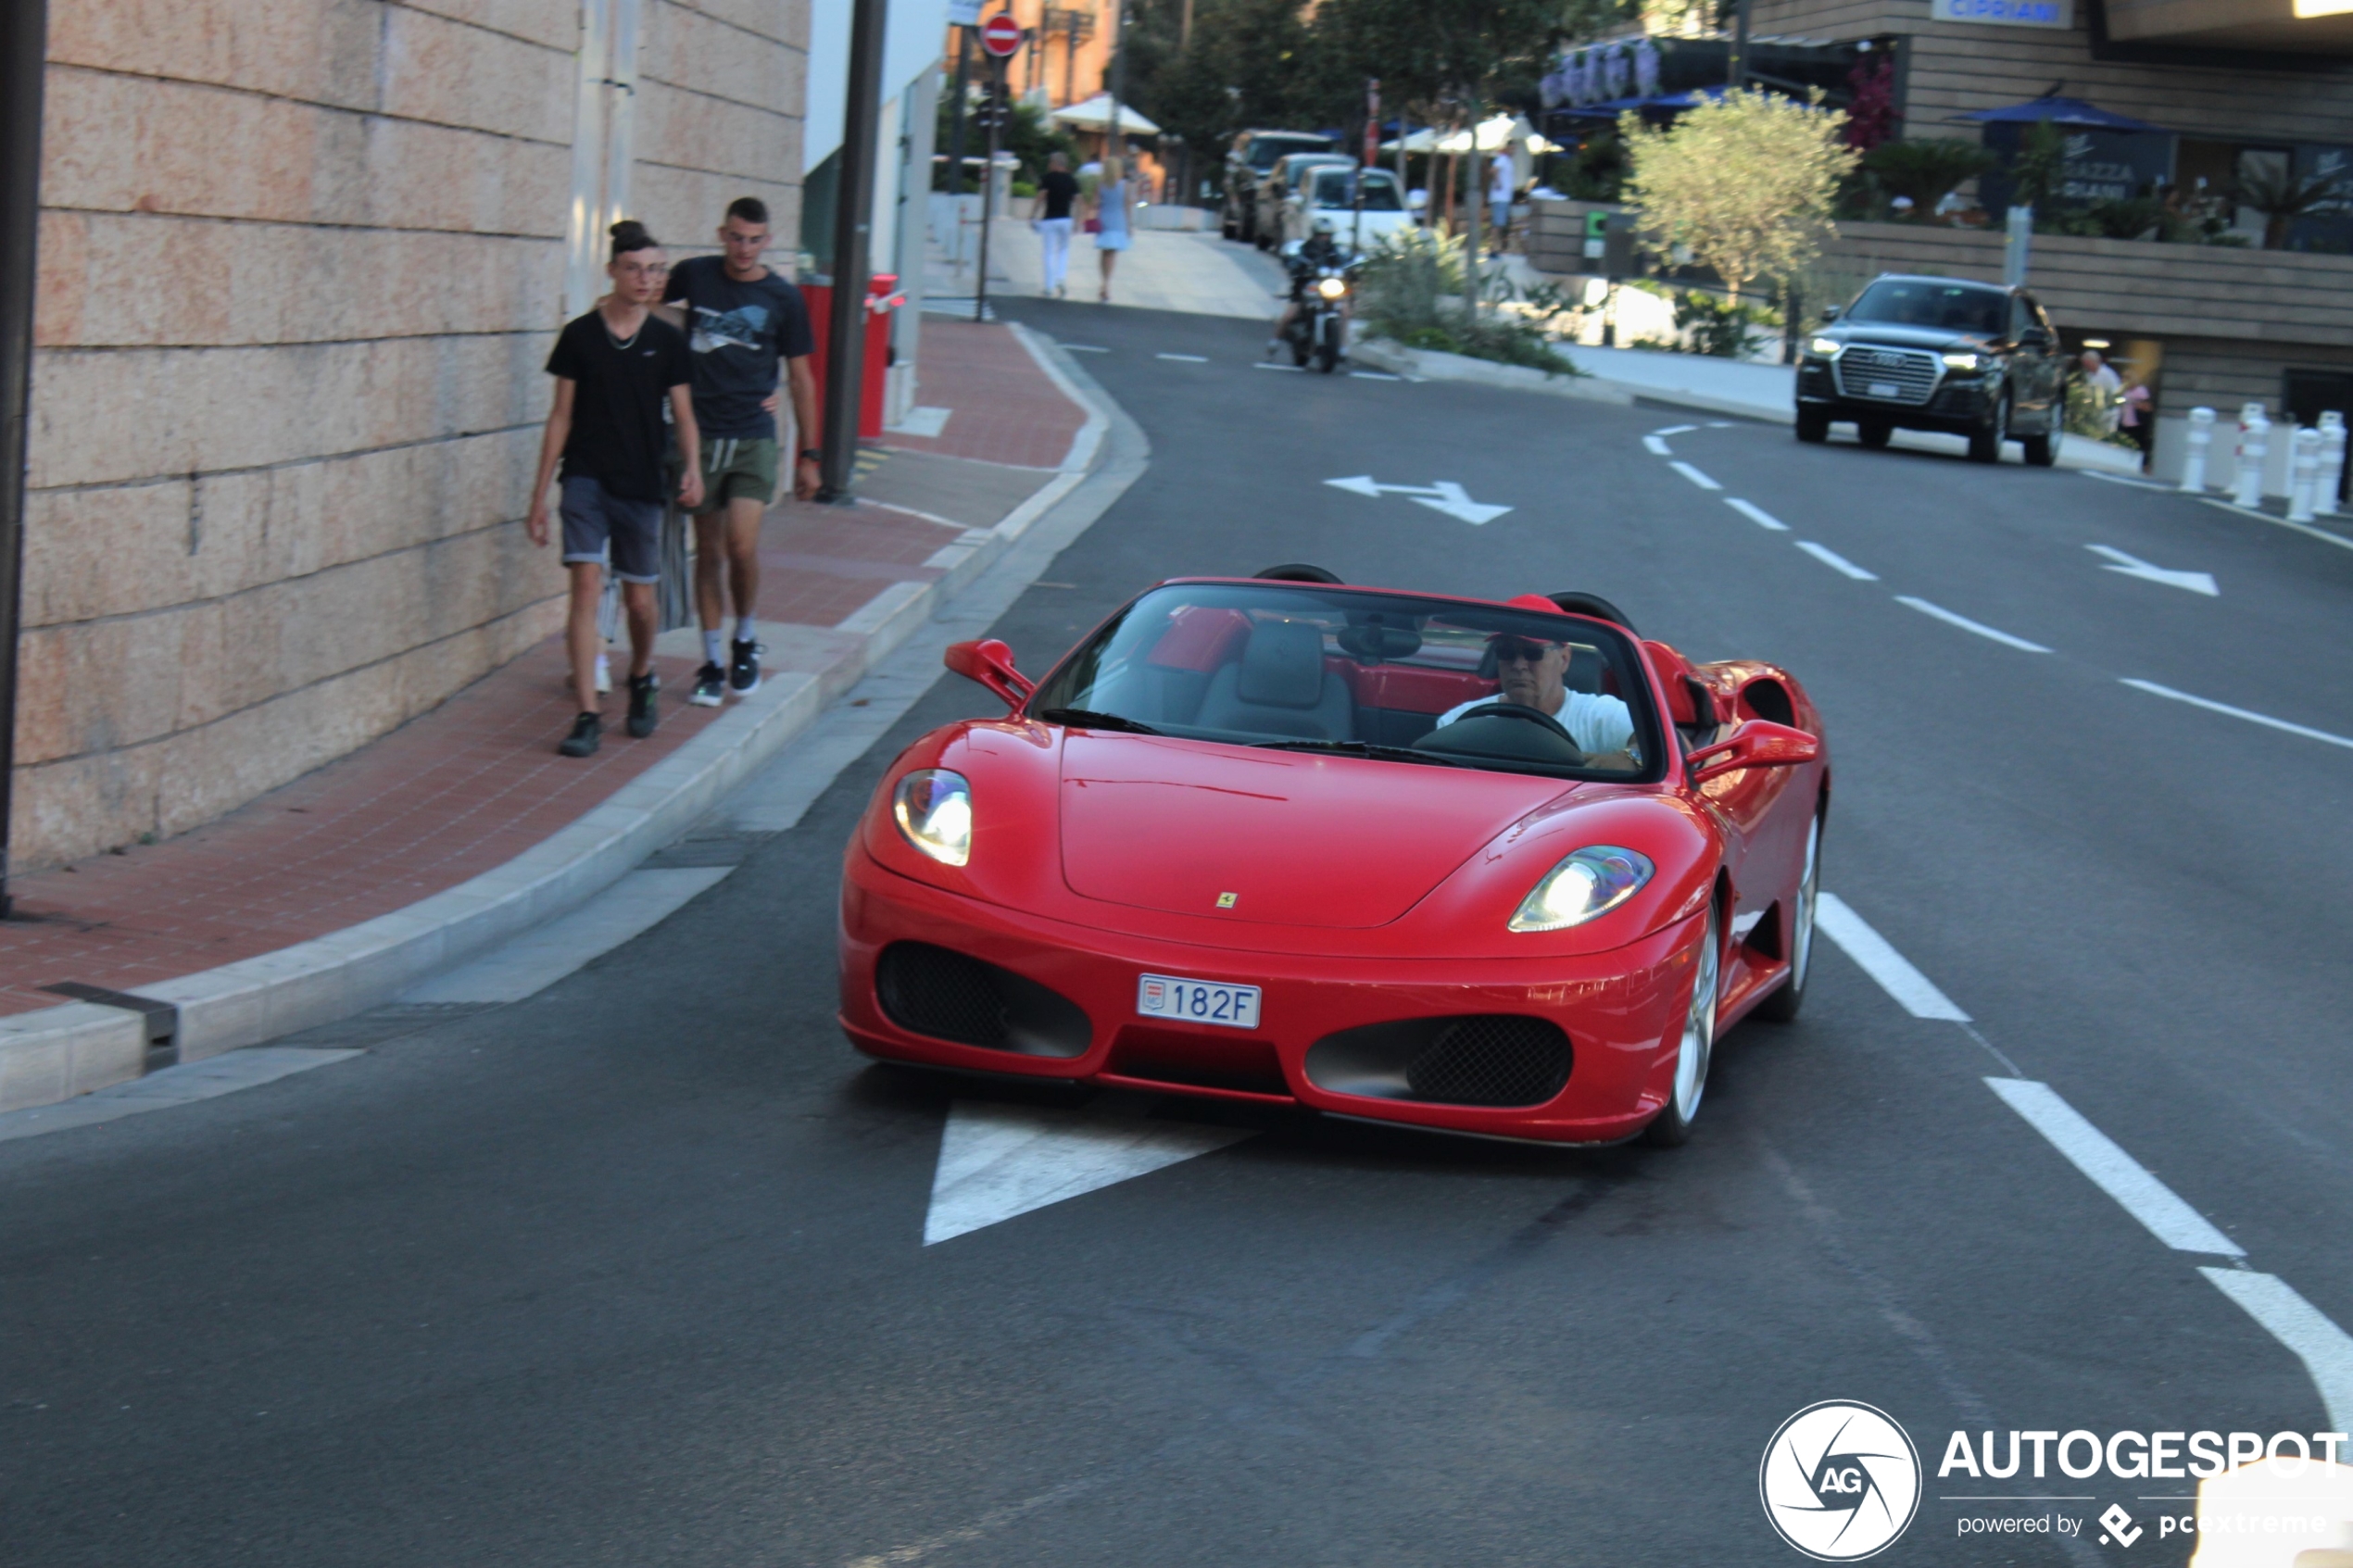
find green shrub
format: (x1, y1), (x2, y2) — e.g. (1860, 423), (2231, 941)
(1356, 229), (1582, 377)
(1860, 139), (1998, 217)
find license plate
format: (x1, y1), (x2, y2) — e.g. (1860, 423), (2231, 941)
(1137, 973), (1262, 1030)
(1868, 381), (1900, 398)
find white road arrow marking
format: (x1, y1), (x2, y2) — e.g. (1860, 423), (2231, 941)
(1323, 475), (1513, 524)
(924, 1098), (1253, 1244)
(2086, 545), (2217, 596)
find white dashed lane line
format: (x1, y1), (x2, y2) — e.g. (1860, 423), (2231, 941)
(1793, 540), (1880, 581)
(1156, 353), (1208, 363)
(1723, 498), (1791, 532)
(1894, 596), (2052, 653)
(1061, 344), (1110, 353)
(1642, 434), (1674, 456)
(1817, 890), (2353, 1429)
(1351, 370), (1403, 381)
(2121, 679), (2353, 752)
(1649, 423), (1700, 438)
(1253, 362), (1306, 373)
(1668, 460), (1722, 491)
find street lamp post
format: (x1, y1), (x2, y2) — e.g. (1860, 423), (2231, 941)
(0, 0), (46, 913)
(817, 0), (889, 504)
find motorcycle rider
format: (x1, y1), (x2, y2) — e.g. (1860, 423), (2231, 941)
(1265, 215), (1353, 362)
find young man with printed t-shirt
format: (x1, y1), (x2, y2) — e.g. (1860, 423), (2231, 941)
(663, 196), (820, 707)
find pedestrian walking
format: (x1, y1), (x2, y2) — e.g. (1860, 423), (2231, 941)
(1086, 157), (1132, 303)
(527, 220), (701, 759)
(1487, 146), (1516, 250)
(2080, 348), (2123, 433)
(1032, 151), (1079, 298)
(662, 196), (820, 707)
(2120, 381), (2154, 470)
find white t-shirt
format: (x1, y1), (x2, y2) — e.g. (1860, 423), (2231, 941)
(1435, 691), (1635, 756)
(1489, 154), (1515, 207)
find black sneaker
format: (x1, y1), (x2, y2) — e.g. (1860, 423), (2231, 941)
(626, 673), (658, 738)
(689, 662), (725, 708)
(728, 638), (764, 696)
(558, 712), (601, 758)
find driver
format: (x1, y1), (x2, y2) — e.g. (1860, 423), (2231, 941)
(1264, 215), (1351, 361)
(1436, 633), (1637, 759)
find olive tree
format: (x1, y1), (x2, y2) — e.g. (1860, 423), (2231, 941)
(1621, 88), (1856, 306)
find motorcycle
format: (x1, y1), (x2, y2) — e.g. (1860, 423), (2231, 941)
(1279, 245), (1357, 374)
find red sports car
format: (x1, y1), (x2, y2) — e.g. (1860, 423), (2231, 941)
(837, 572), (1829, 1146)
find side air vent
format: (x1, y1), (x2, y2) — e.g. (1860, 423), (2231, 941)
(1305, 1015), (1573, 1108)
(875, 943), (1091, 1058)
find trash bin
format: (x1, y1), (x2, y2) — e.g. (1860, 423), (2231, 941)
(802, 272), (906, 443)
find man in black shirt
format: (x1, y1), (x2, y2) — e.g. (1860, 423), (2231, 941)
(1030, 151), (1080, 298)
(662, 196), (819, 707)
(528, 220), (701, 758)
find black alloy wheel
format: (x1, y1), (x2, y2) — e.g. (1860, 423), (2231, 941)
(1969, 395), (2009, 464)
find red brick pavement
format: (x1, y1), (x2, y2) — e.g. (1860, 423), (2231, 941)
(879, 317), (1085, 470)
(0, 484), (1006, 1018)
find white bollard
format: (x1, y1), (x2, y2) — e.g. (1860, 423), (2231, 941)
(2234, 412), (2270, 508)
(2289, 426), (2321, 522)
(2318, 411), (2346, 517)
(2179, 406), (2215, 493)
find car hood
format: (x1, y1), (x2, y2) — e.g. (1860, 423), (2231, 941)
(1829, 323), (1990, 352)
(1058, 734), (1568, 928)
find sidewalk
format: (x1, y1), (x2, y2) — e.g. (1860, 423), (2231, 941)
(933, 214), (1287, 321)
(0, 317), (1103, 1112)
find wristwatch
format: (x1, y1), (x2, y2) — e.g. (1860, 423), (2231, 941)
(799, 448), (822, 463)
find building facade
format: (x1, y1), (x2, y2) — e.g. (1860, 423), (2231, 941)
(19, 1), (814, 871)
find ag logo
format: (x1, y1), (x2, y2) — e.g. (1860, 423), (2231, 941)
(1759, 1400), (1922, 1561)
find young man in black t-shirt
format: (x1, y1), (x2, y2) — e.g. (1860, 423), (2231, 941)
(662, 195), (819, 707)
(528, 221), (702, 758)
(1030, 151), (1080, 298)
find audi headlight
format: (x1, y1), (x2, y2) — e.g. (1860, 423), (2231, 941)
(1942, 350), (1987, 372)
(1508, 846), (1655, 933)
(892, 769), (972, 867)
(1316, 275), (1348, 299)
(1806, 335), (1843, 358)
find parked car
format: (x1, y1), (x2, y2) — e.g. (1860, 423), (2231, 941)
(1795, 274), (2067, 465)
(1254, 152), (1356, 249)
(1275, 166), (1417, 252)
(1221, 131), (1337, 245)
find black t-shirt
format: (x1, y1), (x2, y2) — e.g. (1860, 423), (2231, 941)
(545, 309), (690, 503)
(1038, 169), (1080, 221)
(662, 256), (816, 442)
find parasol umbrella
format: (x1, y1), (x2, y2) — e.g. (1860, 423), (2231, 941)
(1954, 94), (2160, 131)
(1046, 94), (1162, 135)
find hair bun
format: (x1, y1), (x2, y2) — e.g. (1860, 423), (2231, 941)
(609, 219), (648, 245)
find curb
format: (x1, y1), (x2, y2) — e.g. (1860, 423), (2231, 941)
(0, 321), (1129, 1118)
(1358, 337), (2151, 473)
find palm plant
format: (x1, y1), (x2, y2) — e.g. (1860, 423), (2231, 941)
(2233, 160), (2350, 250)
(1860, 138), (1998, 219)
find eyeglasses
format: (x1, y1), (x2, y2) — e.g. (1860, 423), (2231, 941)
(1494, 638), (1557, 664)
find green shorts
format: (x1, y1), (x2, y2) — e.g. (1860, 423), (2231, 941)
(691, 436), (779, 512)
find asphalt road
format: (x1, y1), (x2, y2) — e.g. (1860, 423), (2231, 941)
(6, 301), (2349, 1568)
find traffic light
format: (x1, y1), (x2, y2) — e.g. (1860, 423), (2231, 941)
(972, 79), (1012, 132)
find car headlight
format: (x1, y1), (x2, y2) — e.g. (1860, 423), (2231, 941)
(1508, 847), (1655, 933)
(1806, 335), (1843, 358)
(1942, 350), (1987, 372)
(1316, 275), (1348, 299)
(892, 769), (972, 867)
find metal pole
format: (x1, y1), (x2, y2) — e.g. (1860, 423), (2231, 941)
(1106, 0), (1126, 180)
(1730, 0), (1751, 90)
(0, 0), (46, 914)
(974, 53), (1002, 323)
(818, 0), (889, 504)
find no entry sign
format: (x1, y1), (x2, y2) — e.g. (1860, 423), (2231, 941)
(979, 14), (1022, 56)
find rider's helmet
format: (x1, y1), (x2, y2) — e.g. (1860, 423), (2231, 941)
(1313, 215), (1338, 236)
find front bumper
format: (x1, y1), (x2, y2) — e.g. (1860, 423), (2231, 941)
(1797, 361), (1996, 427)
(838, 848), (1704, 1144)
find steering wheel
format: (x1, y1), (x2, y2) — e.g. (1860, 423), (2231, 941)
(1476, 702), (1579, 745)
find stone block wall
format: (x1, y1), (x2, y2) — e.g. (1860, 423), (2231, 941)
(21, 0), (809, 869)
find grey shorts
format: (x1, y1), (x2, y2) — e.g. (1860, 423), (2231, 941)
(559, 476), (663, 583)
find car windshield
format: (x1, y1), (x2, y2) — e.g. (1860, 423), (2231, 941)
(1843, 280), (2007, 335)
(1029, 583), (1662, 781)
(1248, 135), (1331, 170)
(1312, 169), (1403, 210)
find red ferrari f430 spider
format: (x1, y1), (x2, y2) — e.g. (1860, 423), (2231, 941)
(838, 573), (1829, 1147)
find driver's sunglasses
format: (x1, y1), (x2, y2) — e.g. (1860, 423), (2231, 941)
(1494, 638), (1557, 663)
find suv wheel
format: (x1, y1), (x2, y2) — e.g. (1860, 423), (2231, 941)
(2020, 427), (2056, 467)
(1795, 408), (1830, 444)
(1857, 418), (1893, 448)
(1969, 395), (2009, 464)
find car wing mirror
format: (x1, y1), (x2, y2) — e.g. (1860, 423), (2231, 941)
(1687, 719), (1819, 784)
(1818, 304), (1842, 322)
(944, 638), (1035, 712)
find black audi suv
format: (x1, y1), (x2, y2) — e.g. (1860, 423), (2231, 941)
(1796, 273), (2068, 465)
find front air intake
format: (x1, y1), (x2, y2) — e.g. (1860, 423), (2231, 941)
(1305, 1015), (1573, 1108)
(874, 943), (1091, 1058)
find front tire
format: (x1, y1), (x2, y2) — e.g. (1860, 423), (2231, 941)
(1857, 418), (1893, 448)
(2020, 428), (2055, 466)
(1969, 395), (2009, 464)
(1755, 811), (1821, 1024)
(1643, 903), (1721, 1148)
(1795, 407), (1830, 444)
(1315, 334), (1339, 373)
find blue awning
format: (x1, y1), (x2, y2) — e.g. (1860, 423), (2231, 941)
(1955, 95), (2161, 132)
